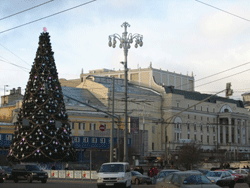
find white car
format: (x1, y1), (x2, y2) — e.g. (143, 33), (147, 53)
(97, 162), (132, 188)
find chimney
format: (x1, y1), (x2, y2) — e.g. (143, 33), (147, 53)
(17, 87), (21, 94)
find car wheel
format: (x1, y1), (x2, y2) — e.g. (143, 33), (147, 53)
(27, 175), (32, 183)
(14, 177), (18, 183)
(41, 179), (47, 183)
(135, 179), (140, 185)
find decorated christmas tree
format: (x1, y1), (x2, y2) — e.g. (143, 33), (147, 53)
(7, 28), (75, 162)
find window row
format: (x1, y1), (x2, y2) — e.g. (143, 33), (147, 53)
(178, 103), (216, 113)
(70, 122), (106, 130)
(73, 137), (106, 143)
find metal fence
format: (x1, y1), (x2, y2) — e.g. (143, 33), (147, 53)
(44, 170), (98, 180)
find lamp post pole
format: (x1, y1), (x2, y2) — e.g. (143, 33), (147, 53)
(109, 22), (143, 162)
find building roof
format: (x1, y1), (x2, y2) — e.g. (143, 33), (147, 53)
(164, 86), (244, 108)
(62, 86), (105, 107)
(87, 75), (161, 96)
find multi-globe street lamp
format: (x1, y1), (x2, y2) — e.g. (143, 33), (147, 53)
(109, 22), (143, 162)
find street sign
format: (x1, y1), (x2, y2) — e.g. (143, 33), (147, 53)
(99, 124), (106, 132)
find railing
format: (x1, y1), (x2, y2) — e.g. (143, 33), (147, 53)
(44, 170), (98, 180)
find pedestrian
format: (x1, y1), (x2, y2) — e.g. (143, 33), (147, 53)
(139, 166), (144, 175)
(152, 166), (158, 177)
(148, 167), (154, 177)
(247, 165), (249, 169)
(65, 163), (69, 170)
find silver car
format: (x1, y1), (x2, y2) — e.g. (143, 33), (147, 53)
(156, 171), (220, 188)
(156, 169), (179, 183)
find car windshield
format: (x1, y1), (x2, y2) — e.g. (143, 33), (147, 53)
(99, 164), (124, 173)
(158, 171), (177, 178)
(183, 175), (212, 184)
(132, 171), (142, 176)
(26, 165), (41, 171)
(206, 171), (222, 177)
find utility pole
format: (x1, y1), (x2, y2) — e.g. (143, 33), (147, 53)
(109, 22), (143, 162)
(110, 77), (115, 162)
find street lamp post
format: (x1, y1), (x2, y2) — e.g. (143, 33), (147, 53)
(4, 85), (9, 105)
(109, 22), (143, 162)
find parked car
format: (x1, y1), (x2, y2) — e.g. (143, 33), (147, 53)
(131, 171), (152, 185)
(97, 162), (132, 188)
(1, 166), (13, 180)
(156, 171), (220, 188)
(198, 169), (209, 175)
(0, 167), (5, 183)
(227, 169), (244, 183)
(11, 164), (48, 183)
(156, 169), (179, 183)
(234, 169), (249, 182)
(206, 170), (235, 188)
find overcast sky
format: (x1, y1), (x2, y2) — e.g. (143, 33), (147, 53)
(1, 0), (250, 102)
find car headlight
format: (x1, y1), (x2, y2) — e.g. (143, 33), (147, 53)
(32, 173), (37, 176)
(98, 177), (103, 180)
(45, 173), (48, 176)
(117, 177), (125, 180)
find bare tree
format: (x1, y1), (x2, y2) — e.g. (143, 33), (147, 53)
(177, 142), (201, 170)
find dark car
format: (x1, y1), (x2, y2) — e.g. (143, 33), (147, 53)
(156, 171), (220, 188)
(12, 164), (48, 183)
(0, 167), (5, 183)
(131, 171), (152, 185)
(206, 170), (235, 188)
(1, 166), (13, 180)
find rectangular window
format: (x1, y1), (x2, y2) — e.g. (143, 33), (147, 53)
(201, 135), (203, 143)
(213, 126), (215, 133)
(207, 136), (209, 143)
(100, 138), (105, 143)
(82, 123), (86, 130)
(78, 123), (81, 130)
(188, 115), (190, 119)
(213, 118), (215, 123)
(188, 134), (190, 139)
(71, 122), (75, 129)
(152, 142), (154, 151)
(194, 134), (196, 141)
(201, 116), (203, 120)
(201, 106), (202, 111)
(201, 125), (203, 132)
(74, 137), (80, 142)
(90, 123), (96, 130)
(213, 135), (216, 142)
(177, 102), (179, 108)
(152, 126), (155, 134)
(83, 137), (88, 143)
(7, 135), (12, 141)
(92, 137), (97, 143)
(187, 123), (190, 130)
(194, 124), (196, 131)
(194, 115), (196, 120)
(207, 126), (209, 132)
(207, 117), (209, 121)
(194, 106), (196, 110)
(207, 107), (209, 112)
(213, 108), (215, 113)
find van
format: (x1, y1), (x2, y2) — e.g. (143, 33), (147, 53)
(97, 162), (132, 188)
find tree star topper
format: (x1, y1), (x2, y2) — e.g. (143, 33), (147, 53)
(43, 27), (47, 32)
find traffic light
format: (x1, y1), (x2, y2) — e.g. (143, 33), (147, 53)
(113, 148), (117, 159)
(226, 83), (233, 97)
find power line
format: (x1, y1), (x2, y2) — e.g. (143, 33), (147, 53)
(195, 0), (250, 22)
(0, 0), (97, 34)
(0, 43), (30, 66)
(0, 59), (29, 72)
(195, 68), (250, 88)
(176, 61), (250, 89)
(0, 0), (54, 21)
